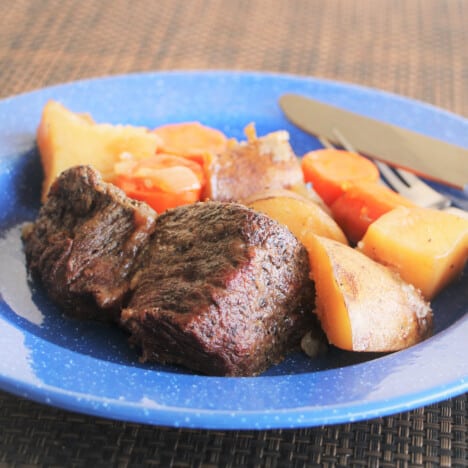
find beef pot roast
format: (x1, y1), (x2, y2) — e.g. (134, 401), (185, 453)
(23, 167), (316, 376)
(121, 201), (315, 376)
(22, 165), (157, 321)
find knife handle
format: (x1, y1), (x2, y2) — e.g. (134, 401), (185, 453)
(444, 206), (468, 219)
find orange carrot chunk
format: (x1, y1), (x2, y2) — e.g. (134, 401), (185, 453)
(301, 149), (380, 205)
(330, 180), (414, 244)
(153, 121), (228, 166)
(113, 153), (205, 213)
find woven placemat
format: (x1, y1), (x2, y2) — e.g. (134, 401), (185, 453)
(1, 0), (467, 116)
(0, 390), (466, 467)
(0, 1), (467, 466)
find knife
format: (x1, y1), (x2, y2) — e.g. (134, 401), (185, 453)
(279, 93), (468, 190)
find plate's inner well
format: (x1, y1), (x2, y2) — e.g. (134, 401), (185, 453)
(1, 137), (467, 377)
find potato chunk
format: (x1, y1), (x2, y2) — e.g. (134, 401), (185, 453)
(208, 129), (304, 201)
(245, 189), (348, 245)
(308, 235), (432, 352)
(359, 206), (468, 299)
(37, 101), (160, 202)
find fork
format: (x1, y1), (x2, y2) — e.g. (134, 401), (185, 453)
(318, 129), (468, 219)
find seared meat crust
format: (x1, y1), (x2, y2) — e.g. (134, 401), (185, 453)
(22, 165), (157, 321)
(23, 168), (316, 376)
(121, 201), (315, 376)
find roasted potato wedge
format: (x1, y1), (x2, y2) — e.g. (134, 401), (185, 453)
(307, 235), (432, 352)
(208, 130), (304, 202)
(245, 189), (348, 245)
(37, 100), (160, 202)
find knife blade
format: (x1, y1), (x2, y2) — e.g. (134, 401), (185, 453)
(279, 93), (468, 190)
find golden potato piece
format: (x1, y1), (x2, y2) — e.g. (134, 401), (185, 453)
(37, 100), (160, 202)
(359, 205), (468, 299)
(208, 130), (304, 202)
(245, 189), (348, 245)
(308, 235), (432, 352)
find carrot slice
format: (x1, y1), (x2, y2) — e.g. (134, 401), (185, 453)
(153, 121), (228, 166)
(301, 149), (380, 205)
(330, 180), (414, 244)
(115, 176), (201, 213)
(113, 153), (205, 213)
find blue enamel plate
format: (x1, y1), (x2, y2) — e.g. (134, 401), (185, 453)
(0, 71), (466, 429)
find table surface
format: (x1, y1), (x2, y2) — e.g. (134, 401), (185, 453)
(0, 1), (466, 466)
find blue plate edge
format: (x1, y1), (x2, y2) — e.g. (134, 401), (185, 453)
(1, 69), (467, 126)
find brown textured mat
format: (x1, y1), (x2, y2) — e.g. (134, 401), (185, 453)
(0, 0), (467, 466)
(1, 0), (467, 116)
(0, 391), (466, 467)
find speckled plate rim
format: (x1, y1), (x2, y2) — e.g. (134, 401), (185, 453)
(0, 70), (466, 430)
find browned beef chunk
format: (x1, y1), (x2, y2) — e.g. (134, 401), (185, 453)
(23, 167), (316, 375)
(208, 130), (304, 202)
(22, 165), (157, 321)
(121, 201), (315, 376)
